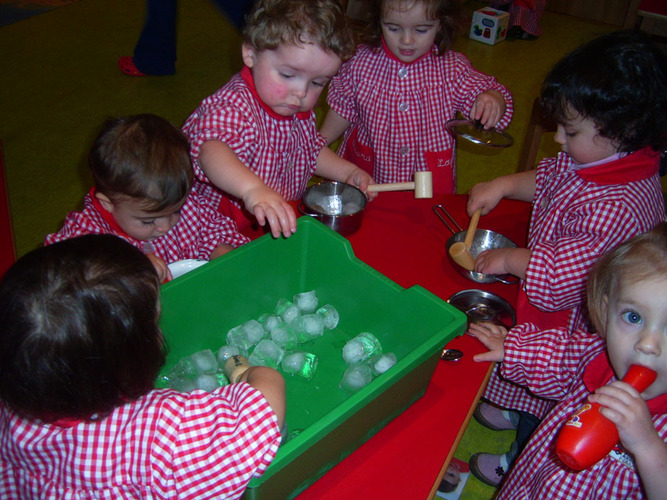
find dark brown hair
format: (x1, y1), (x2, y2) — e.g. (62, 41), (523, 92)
(0, 234), (165, 422)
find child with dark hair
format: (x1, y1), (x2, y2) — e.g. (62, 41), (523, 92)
(0, 235), (285, 499)
(183, 0), (375, 239)
(469, 223), (667, 499)
(45, 114), (249, 282)
(320, 0), (513, 195)
(466, 29), (666, 486)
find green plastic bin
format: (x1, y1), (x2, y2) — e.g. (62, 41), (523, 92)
(158, 216), (466, 499)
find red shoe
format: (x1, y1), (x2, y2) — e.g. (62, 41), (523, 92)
(118, 56), (146, 77)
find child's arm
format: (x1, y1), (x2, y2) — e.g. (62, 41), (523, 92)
(315, 147), (376, 199)
(199, 140), (297, 238)
(467, 169), (537, 216)
(470, 90), (506, 129)
(225, 356), (286, 428)
(320, 109), (352, 147)
(590, 382), (667, 499)
(210, 243), (235, 259)
(474, 247), (532, 280)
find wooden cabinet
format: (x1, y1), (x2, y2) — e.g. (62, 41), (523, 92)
(546, 0), (640, 27)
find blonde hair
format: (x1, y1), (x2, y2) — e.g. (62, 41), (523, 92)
(243, 0), (356, 61)
(587, 223), (667, 335)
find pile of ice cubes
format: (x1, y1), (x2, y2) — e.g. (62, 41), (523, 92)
(159, 290), (397, 394)
(339, 332), (397, 392)
(160, 290), (338, 391)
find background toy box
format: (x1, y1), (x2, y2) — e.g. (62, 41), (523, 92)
(469, 7), (509, 45)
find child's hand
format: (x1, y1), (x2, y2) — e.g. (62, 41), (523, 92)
(589, 381), (660, 456)
(467, 321), (507, 362)
(467, 180), (504, 216)
(474, 247), (531, 280)
(470, 90), (506, 129)
(146, 253), (172, 283)
(210, 243), (234, 259)
(346, 167), (378, 201)
(242, 185), (297, 238)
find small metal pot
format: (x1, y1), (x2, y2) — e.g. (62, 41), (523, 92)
(448, 289), (516, 328)
(299, 181), (366, 236)
(433, 204), (519, 284)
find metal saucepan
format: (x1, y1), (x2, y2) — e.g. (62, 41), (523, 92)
(448, 289), (516, 329)
(433, 204), (518, 284)
(446, 119), (513, 148)
(299, 181), (366, 236)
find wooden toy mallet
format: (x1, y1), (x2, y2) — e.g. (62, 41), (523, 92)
(448, 208), (482, 271)
(367, 171), (433, 198)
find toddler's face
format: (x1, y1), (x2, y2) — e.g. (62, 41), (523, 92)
(381, 2), (439, 63)
(242, 41), (341, 117)
(553, 112), (618, 165)
(108, 196), (185, 242)
(605, 276), (667, 400)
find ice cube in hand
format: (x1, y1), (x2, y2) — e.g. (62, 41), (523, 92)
(293, 290), (318, 313)
(339, 363), (373, 392)
(248, 339), (285, 369)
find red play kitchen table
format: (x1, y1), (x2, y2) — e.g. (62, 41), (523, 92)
(293, 192), (530, 499)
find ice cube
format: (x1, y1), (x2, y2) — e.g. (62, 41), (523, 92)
(339, 363), (373, 392)
(293, 290), (318, 313)
(194, 373), (220, 392)
(275, 298), (300, 324)
(270, 323), (298, 350)
(281, 351), (318, 379)
(216, 345), (244, 366)
(371, 352), (397, 375)
(342, 332), (382, 364)
(316, 304), (339, 329)
(257, 313), (282, 332)
(190, 349), (218, 374)
(292, 314), (324, 342)
(227, 319), (266, 350)
(248, 339), (285, 369)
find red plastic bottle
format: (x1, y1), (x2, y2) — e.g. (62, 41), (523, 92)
(555, 364), (657, 471)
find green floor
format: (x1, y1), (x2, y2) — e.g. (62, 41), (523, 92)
(0, 2), (649, 498)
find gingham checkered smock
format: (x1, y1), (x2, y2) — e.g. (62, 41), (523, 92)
(483, 147), (665, 419)
(44, 188), (249, 262)
(326, 41), (513, 194)
(183, 67), (326, 214)
(0, 383), (282, 499)
(496, 323), (667, 500)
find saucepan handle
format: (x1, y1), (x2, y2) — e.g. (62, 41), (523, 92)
(433, 204), (463, 234)
(493, 274), (520, 285)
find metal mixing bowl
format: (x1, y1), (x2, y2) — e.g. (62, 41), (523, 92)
(300, 181), (366, 236)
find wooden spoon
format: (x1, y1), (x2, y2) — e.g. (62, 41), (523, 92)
(448, 208), (482, 271)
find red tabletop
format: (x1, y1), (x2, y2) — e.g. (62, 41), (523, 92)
(294, 192), (531, 499)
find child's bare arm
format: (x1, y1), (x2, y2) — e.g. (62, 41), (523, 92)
(209, 243), (234, 260)
(315, 147), (376, 199)
(467, 169), (537, 216)
(474, 247), (532, 279)
(470, 90), (506, 129)
(590, 382), (667, 499)
(199, 140), (297, 238)
(225, 356), (286, 428)
(146, 253), (172, 282)
(320, 109), (352, 147)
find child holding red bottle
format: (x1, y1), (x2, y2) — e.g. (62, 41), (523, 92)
(470, 224), (667, 499)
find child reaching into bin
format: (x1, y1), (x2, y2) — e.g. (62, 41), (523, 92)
(319, 0), (513, 195)
(182, 0), (375, 240)
(468, 224), (667, 499)
(0, 234), (286, 499)
(465, 30), (667, 486)
(45, 114), (249, 283)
